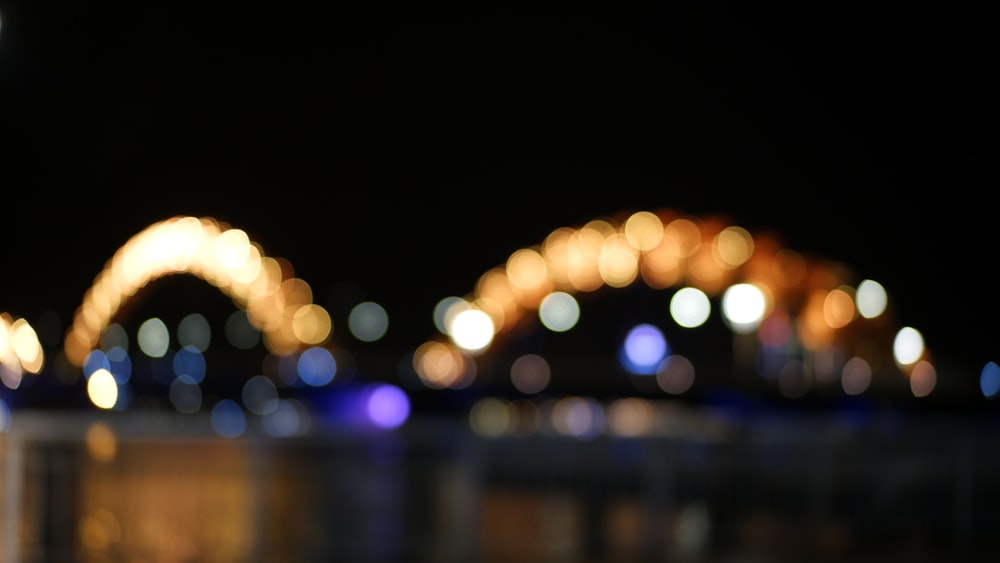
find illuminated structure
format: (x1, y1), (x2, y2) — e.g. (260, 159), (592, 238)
(2, 210), (1000, 562)
(3, 209), (967, 418)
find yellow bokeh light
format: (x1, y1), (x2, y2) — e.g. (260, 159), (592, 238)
(599, 233), (640, 288)
(414, 341), (465, 389)
(291, 304), (332, 346)
(662, 217), (701, 258)
(623, 210), (664, 251)
(87, 369), (119, 409)
(85, 421), (118, 462)
(475, 268), (520, 331)
(823, 287), (856, 329)
(506, 248), (552, 307)
(540, 226), (577, 287)
(712, 225), (754, 268)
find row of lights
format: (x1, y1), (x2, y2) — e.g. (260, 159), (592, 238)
(4, 209), (1000, 435)
(411, 210), (951, 400)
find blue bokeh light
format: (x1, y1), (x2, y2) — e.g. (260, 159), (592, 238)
(619, 323), (669, 375)
(298, 347), (337, 387)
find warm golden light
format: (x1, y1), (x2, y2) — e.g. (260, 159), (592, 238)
(712, 225), (754, 268)
(598, 233), (640, 288)
(63, 217), (332, 376)
(408, 206), (925, 396)
(623, 210), (664, 252)
(291, 303), (333, 346)
(85, 420), (118, 462)
(87, 369), (119, 409)
(662, 217), (702, 258)
(0, 313), (45, 388)
(476, 268), (521, 331)
(414, 340), (470, 389)
(506, 248), (552, 307)
(640, 237), (683, 289)
(568, 222), (611, 292)
(823, 287), (856, 329)
(541, 226), (578, 288)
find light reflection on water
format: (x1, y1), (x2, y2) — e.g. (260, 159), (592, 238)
(2, 409), (1000, 563)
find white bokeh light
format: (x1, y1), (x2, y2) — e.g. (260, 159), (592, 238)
(349, 301), (390, 342)
(449, 309), (495, 352)
(670, 287), (711, 328)
(538, 291), (580, 332)
(721, 283), (766, 333)
(893, 326), (925, 365)
(855, 279), (888, 319)
(137, 317), (170, 358)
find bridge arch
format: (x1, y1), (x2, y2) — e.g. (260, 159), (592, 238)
(413, 208), (936, 405)
(62, 216), (333, 373)
(6, 210), (953, 420)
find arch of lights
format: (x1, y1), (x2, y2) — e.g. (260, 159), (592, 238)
(1, 209), (991, 436)
(412, 208), (936, 400)
(61, 215), (333, 372)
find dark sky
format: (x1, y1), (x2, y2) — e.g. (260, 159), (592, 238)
(2, 3), (998, 402)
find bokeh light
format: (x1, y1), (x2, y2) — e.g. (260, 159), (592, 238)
(510, 354), (551, 394)
(226, 310), (261, 350)
(364, 383), (410, 429)
(841, 357), (872, 396)
(348, 301), (389, 342)
(656, 355), (695, 395)
(0, 398), (10, 432)
(856, 279), (888, 319)
(669, 287), (711, 328)
(297, 346), (337, 386)
(449, 308), (495, 353)
(173, 345), (207, 383)
(177, 313), (212, 352)
(620, 323), (668, 376)
(262, 398), (311, 437)
(169, 375), (203, 413)
(980, 361), (1000, 398)
(893, 327), (925, 366)
(211, 399), (246, 438)
(721, 283), (767, 333)
(242, 374), (279, 415)
(87, 369), (119, 409)
(910, 360), (937, 397)
(538, 291), (580, 332)
(137, 317), (170, 358)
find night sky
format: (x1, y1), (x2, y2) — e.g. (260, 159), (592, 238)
(2, 4), (997, 409)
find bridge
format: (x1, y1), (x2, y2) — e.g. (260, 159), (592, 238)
(2, 209), (999, 561)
